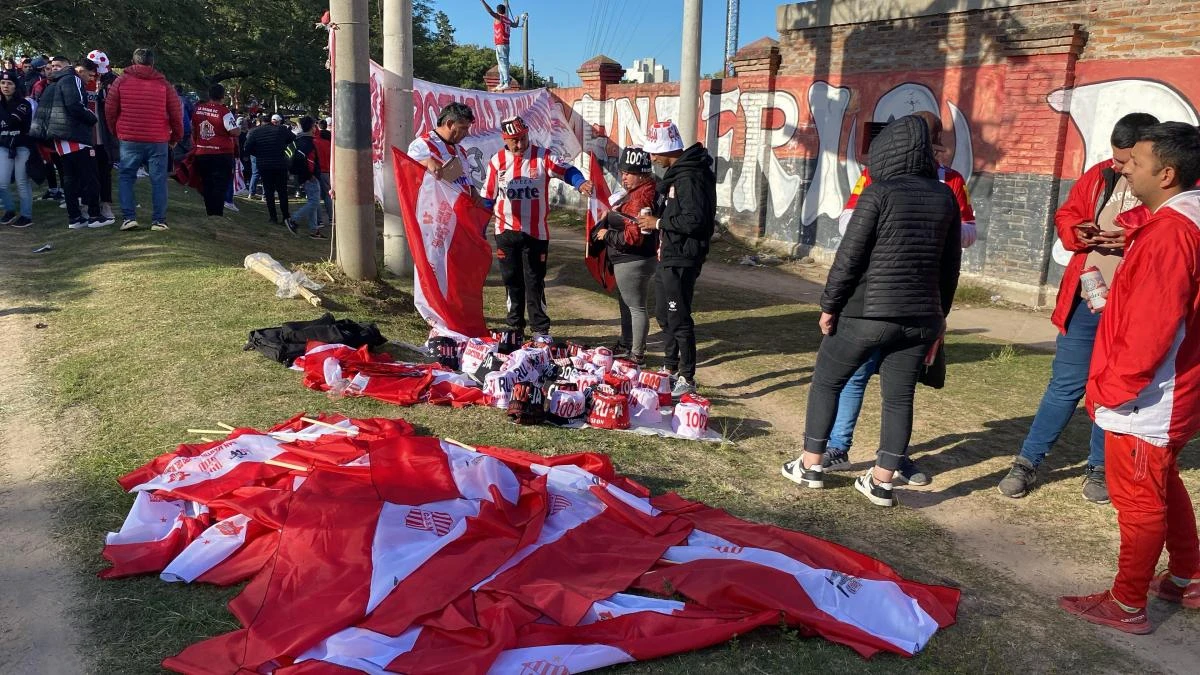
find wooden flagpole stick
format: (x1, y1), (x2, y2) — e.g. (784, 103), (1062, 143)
(265, 458), (310, 471)
(299, 416), (357, 433)
(215, 422), (236, 431)
(187, 428), (232, 435)
(443, 437), (476, 451)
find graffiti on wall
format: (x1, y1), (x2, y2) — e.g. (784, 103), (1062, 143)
(567, 88), (804, 221)
(1046, 77), (1199, 266)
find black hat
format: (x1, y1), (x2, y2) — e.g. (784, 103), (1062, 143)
(618, 147), (652, 174)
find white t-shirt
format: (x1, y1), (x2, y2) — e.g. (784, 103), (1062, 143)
(407, 130), (472, 191)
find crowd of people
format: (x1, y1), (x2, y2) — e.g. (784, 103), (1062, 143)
(0, 50), (331, 238)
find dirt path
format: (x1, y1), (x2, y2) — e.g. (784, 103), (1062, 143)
(0, 302), (88, 674)
(549, 245), (1196, 674)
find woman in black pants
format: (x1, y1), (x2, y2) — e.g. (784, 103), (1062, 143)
(781, 115), (962, 507)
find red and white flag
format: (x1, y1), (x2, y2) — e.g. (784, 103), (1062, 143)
(392, 148), (493, 339)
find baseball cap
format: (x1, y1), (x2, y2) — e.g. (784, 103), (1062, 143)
(618, 146), (652, 174)
(500, 115), (528, 139)
(271, 113), (283, 123)
(644, 120), (684, 154)
(86, 50), (110, 74)
(30, 57), (48, 70)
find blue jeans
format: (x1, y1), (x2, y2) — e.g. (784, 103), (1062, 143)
(318, 172), (333, 225)
(0, 146), (33, 218)
(1020, 299), (1105, 468)
(291, 177), (322, 232)
(248, 156), (260, 195)
(118, 141), (168, 223)
(495, 43), (511, 86)
(829, 348), (883, 451)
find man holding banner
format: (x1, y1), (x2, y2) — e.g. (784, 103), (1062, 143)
(407, 102), (477, 198)
(483, 115), (592, 341)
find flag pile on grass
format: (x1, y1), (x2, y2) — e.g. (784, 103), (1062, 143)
(101, 413), (960, 674)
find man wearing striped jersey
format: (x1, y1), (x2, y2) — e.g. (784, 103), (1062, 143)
(407, 102), (477, 198)
(483, 115), (592, 339)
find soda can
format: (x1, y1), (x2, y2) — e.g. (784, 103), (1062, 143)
(1080, 265), (1108, 310)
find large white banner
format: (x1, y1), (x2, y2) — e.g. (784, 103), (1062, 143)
(368, 61), (582, 203)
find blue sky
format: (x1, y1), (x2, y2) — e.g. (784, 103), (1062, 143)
(437, 0), (784, 86)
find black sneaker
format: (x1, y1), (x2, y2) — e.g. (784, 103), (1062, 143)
(822, 447), (851, 471)
(781, 457), (824, 489)
(997, 456), (1037, 498)
(893, 457), (931, 486)
(0, 211), (16, 225)
(67, 218), (88, 230)
(309, 229), (327, 239)
(855, 472), (897, 507)
(9, 216), (33, 228)
(283, 217), (298, 235)
(40, 189), (60, 201)
(1082, 465), (1110, 505)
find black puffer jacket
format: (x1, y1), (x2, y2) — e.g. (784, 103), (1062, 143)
(821, 115), (961, 319)
(243, 123), (296, 170)
(37, 68), (97, 145)
(656, 143), (716, 268)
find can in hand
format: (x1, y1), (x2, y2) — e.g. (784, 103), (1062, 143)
(639, 207), (652, 234)
(1080, 265), (1108, 309)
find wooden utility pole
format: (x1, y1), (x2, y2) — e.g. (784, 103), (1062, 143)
(331, 0), (377, 280)
(383, 0), (414, 277)
(678, 0), (703, 143)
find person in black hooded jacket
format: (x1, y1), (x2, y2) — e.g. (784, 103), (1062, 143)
(638, 120), (716, 397)
(782, 114), (961, 508)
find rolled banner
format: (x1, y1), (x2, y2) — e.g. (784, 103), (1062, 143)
(629, 387), (663, 425)
(672, 401), (709, 439)
(460, 337), (497, 376)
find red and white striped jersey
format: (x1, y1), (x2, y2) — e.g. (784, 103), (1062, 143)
(406, 130), (472, 191)
(483, 146), (572, 240)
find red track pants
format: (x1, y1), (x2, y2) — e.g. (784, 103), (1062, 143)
(1106, 431), (1200, 607)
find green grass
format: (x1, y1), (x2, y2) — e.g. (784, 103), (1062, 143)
(1, 183), (1163, 673)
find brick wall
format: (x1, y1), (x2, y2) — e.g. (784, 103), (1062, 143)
(551, 0), (1200, 305)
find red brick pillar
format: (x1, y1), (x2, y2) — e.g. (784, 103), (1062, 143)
(574, 56), (625, 181)
(987, 24), (1087, 303)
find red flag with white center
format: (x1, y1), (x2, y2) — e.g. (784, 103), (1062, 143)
(392, 148), (493, 339)
(584, 153), (616, 292)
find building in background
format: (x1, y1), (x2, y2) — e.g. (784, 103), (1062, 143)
(627, 58), (669, 84)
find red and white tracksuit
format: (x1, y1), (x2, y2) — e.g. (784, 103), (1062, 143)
(1087, 190), (1200, 606)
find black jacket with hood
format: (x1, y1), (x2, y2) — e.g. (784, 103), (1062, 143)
(656, 142), (716, 268)
(821, 115), (961, 319)
(39, 67), (97, 145)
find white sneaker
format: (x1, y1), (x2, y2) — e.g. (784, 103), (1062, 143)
(781, 458), (824, 489)
(88, 215), (115, 228)
(67, 219), (88, 230)
(136, 168), (149, 178)
(224, 202), (240, 213)
(854, 472), (897, 507)
(120, 219), (139, 231)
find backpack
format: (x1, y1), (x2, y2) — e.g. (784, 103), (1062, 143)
(287, 140), (316, 179)
(27, 82), (53, 141)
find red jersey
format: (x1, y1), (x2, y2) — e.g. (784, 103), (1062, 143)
(483, 146), (572, 240)
(192, 101), (237, 155)
(493, 16), (516, 45)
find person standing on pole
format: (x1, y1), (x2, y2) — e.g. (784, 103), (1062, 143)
(479, 1), (523, 92)
(637, 120), (716, 397)
(483, 115), (592, 341)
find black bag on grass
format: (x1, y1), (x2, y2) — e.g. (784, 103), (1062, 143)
(244, 313), (386, 366)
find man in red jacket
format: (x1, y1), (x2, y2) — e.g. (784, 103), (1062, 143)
(1059, 121), (1200, 634)
(106, 48), (183, 231)
(996, 113), (1159, 504)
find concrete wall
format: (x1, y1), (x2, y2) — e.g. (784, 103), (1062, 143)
(551, 0), (1200, 305)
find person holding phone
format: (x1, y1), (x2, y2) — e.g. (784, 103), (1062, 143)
(592, 147), (660, 364)
(996, 112), (1160, 504)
